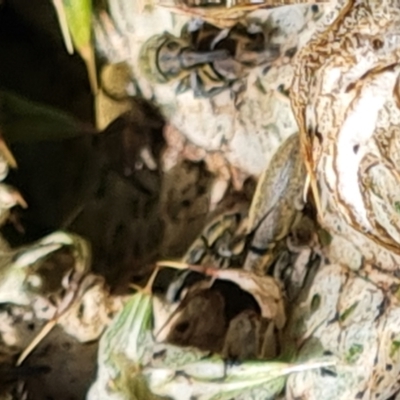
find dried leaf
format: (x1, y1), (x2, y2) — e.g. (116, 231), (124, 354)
(186, 264), (286, 329)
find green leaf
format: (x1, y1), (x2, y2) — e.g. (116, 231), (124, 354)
(100, 291), (153, 366)
(62, 0), (92, 52)
(390, 339), (400, 358)
(345, 344), (363, 364)
(311, 294), (321, 313)
(0, 91), (84, 143)
(317, 228), (332, 246)
(52, 0), (98, 93)
(339, 302), (358, 322)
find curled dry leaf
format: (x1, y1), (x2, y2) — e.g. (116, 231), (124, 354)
(165, 286), (227, 353)
(187, 264), (286, 329)
(222, 309), (260, 361)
